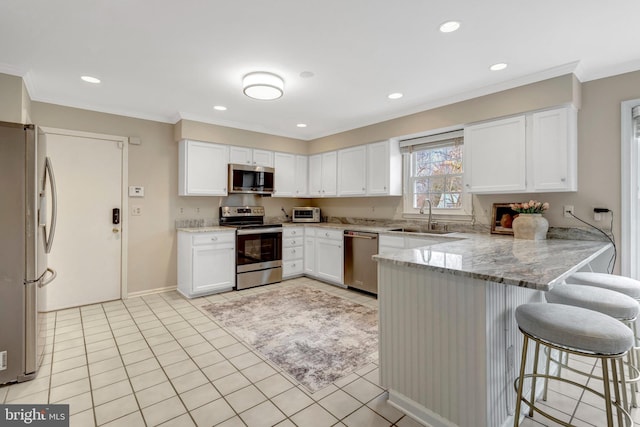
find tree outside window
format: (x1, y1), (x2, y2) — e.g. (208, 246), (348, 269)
(410, 143), (463, 210)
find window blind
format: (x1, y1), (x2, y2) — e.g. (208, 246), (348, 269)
(399, 129), (464, 153)
(633, 105), (640, 138)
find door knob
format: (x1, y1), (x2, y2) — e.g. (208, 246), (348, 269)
(112, 228), (120, 233)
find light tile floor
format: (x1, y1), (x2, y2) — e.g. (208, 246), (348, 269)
(2, 276), (640, 427)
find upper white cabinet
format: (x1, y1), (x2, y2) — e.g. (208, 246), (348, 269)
(229, 146), (274, 167)
(530, 107), (577, 192)
(273, 153), (308, 198)
(366, 140), (402, 196)
(309, 152), (337, 197)
(464, 115), (527, 194)
(337, 145), (367, 196)
(464, 106), (577, 194)
(179, 140), (229, 196)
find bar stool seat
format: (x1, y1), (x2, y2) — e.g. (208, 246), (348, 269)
(514, 303), (634, 426)
(567, 272), (640, 299)
(546, 284), (639, 321)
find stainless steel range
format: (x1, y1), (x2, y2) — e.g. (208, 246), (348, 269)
(219, 206), (282, 290)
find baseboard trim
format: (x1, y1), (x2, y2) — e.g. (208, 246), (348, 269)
(126, 285), (177, 298)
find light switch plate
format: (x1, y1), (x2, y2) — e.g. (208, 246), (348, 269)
(129, 186), (144, 197)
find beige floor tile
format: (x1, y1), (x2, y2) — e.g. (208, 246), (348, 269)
(179, 382), (221, 411)
(170, 370), (208, 394)
(129, 368), (168, 392)
(229, 352), (262, 370)
(215, 415), (246, 427)
(210, 334), (238, 349)
(366, 392), (404, 423)
(101, 410), (146, 427)
(219, 342), (250, 359)
(274, 420), (296, 427)
(150, 340), (181, 356)
(141, 395), (187, 426)
(50, 365), (88, 388)
(212, 371), (251, 396)
(53, 391), (93, 415)
(318, 389), (362, 420)
(86, 338), (117, 354)
(333, 373), (359, 388)
(202, 360), (238, 382)
(135, 381), (176, 408)
(342, 377), (384, 404)
(254, 373), (295, 398)
(271, 386), (314, 416)
(94, 394), (138, 425)
(51, 354), (87, 374)
(156, 349), (190, 367)
(241, 361), (278, 383)
(342, 406), (391, 427)
(69, 409), (95, 427)
(88, 356), (123, 376)
(52, 337), (85, 352)
(239, 400), (287, 427)
(125, 357), (161, 377)
(178, 334), (206, 347)
(185, 342), (216, 358)
(90, 366), (127, 390)
(49, 377), (91, 402)
(300, 383), (339, 400)
(113, 327), (141, 339)
(87, 347), (120, 364)
(289, 403), (339, 427)
(226, 384), (267, 413)
(84, 331), (112, 345)
(121, 348), (154, 366)
(191, 350), (225, 369)
(190, 397), (236, 427)
(145, 333), (175, 347)
(395, 415), (426, 427)
(164, 359), (199, 379)
(53, 345), (86, 362)
(118, 339), (149, 355)
(92, 379), (133, 406)
(157, 413), (196, 427)
(5, 389), (49, 404)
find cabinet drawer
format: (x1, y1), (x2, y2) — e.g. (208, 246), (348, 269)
(304, 227), (316, 237)
(379, 235), (405, 249)
(283, 246), (302, 260)
(283, 237), (303, 248)
(316, 228), (343, 241)
(192, 232), (235, 246)
(283, 260), (304, 276)
(283, 227), (303, 238)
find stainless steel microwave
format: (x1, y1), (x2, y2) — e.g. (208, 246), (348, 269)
(228, 163), (275, 195)
(292, 207), (321, 223)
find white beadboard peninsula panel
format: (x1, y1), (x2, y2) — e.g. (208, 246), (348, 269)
(379, 262), (544, 427)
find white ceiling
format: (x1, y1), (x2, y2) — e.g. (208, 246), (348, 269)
(2, 1), (640, 141)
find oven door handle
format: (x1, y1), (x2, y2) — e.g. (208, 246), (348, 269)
(236, 227), (284, 235)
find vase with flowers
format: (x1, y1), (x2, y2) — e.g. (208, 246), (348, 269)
(509, 200), (550, 240)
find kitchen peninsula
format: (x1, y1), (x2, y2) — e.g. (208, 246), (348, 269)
(373, 235), (612, 427)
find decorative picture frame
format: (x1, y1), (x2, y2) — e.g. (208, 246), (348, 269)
(491, 203), (519, 235)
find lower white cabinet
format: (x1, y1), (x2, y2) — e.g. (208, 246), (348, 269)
(314, 228), (344, 285)
(283, 226), (304, 278)
(304, 227), (316, 276)
(177, 231), (235, 298)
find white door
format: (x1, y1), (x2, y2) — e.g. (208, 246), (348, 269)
(44, 131), (125, 311)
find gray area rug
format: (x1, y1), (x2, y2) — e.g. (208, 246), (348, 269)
(203, 286), (378, 392)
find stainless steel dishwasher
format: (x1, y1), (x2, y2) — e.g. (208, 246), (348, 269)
(343, 230), (379, 295)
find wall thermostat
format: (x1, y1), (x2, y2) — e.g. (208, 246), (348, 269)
(129, 186), (145, 197)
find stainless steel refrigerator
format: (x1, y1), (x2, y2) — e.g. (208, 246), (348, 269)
(0, 121), (57, 384)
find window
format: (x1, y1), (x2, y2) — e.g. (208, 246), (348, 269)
(401, 129), (470, 216)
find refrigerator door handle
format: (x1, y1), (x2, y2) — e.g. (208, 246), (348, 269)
(43, 156), (57, 254)
(38, 267), (57, 288)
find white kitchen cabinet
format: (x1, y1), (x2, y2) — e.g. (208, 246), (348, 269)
(378, 235), (405, 255)
(273, 153), (308, 197)
(309, 152), (337, 197)
(177, 231), (235, 298)
(304, 227), (316, 276)
(229, 146), (274, 167)
(338, 145), (367, 196)
(314, 228), (344, 285)
(178, 140), (229, 196)
(530, 107), (577, 192)
(367, 140), (402, 196)
(464, 115), (527, 194)
(283, 226), (304, 278)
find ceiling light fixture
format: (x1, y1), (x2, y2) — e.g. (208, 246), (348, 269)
(439, 21), (461, 33)
(489, 63), (508, 71)
(296, 123), (307, 128)
(81, 75), (100, 84)
(243, 72), (284, 100)
(213, 105), (227, 111)
(388, 92), (403, 99)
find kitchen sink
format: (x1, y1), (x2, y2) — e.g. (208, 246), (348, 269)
(388, 227), (452, 235)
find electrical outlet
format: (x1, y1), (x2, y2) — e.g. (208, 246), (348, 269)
(563, 205), (574, 218)
(131, 206), (142, 216)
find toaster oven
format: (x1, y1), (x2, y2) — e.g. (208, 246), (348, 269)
(291, 207), (321, 223)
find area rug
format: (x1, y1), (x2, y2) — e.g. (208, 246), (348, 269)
(203, 286), (378, 392)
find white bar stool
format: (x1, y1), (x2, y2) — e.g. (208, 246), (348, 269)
(514, 303), (634, 426)
(545, 284), (640, 408)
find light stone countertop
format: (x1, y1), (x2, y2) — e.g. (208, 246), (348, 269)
(373, 235), (612, 291)
(176, 226), (236, 233)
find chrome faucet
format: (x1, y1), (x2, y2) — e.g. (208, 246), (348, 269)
(419, 199), (433, 229)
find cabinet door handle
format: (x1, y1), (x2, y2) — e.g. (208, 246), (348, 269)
(362, 187), (365, 191)
(560, 177), (566, 182)
(211, 237), (218, 241)
(292, 249), (296, 254)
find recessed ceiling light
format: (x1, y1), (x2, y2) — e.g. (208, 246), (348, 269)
(213, 105), (227, 111)
(243, 72), (284, 100)
(81, 75), (100, 84)
(388, 92), (403, 99)
(296, 123), (307, 128)
(439, 21), (461, 33)
(490, 63), (508, 71)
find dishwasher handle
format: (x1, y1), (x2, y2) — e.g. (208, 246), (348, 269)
(344, 231), (378, 240)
